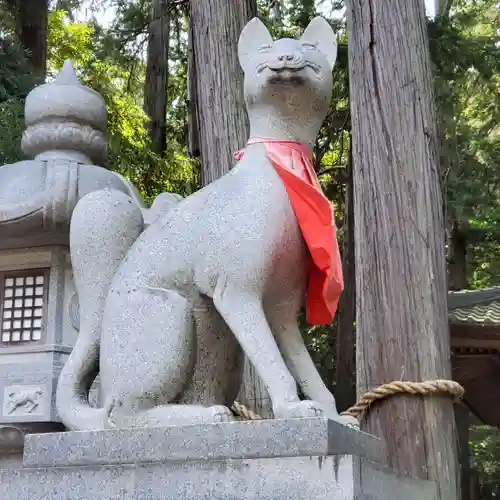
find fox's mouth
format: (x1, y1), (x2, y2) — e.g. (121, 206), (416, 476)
(258, 61), (305, 74)
(268, 70), (306, 85)
(257, 62), (320, 75)
(267, 61), (305, 72)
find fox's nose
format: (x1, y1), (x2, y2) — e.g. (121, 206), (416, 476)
(277, 54), (295, 61)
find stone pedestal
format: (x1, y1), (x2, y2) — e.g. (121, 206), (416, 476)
(0, 418), (438, 499)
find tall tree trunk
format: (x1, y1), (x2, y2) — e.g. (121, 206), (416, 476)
(12, 0), (49, 80)
(186, 19), (200, 158)
(190, 0), (256, 185)
(144, 0), (169, 155)
(55, 0), (75, 20)
(437, 0), (454, 17)
(334, 146), (356, 412)
(189, 0), (271, 417)
(455, 403), (471, 500)
(347, 1), (458, 498)
(447, 219), (468, 291)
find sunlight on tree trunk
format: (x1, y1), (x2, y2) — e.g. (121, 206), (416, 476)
(190, 0), (256, 185)
(347, 0), (459, 496)
(189, 0), (273, 417)
(144, 0), (169, 156)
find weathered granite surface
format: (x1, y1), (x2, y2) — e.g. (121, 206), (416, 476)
(0, 418), (437, 500)
(0, 62), (145, 438)
(1, 456), (439, 500)
(0, 60), (191, 437)
(57, 15), (357, 433)
(23, 417), (381, 468)
(0, 60), (145, 250)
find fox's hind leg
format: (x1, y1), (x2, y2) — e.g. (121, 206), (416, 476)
(100, 285), (195, 412)
(100, 285), (235, 428)
(179, 295), (243, 408)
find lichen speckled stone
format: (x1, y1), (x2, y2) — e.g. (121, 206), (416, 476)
(23, 417), (382, 468)
(1, 456), (439, 500)
(56, 16), (359, 432)
(0, 60), (145, 248)
(0, 59), (145, 447)
(0, 419), (437, 500)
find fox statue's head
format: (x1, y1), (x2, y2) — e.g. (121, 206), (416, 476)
(238, 17), (337, 145)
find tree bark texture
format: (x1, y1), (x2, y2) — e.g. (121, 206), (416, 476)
(454, 403), (471, 500)
(189, 0), (273, 417)
(447, 219), (468, 291)
(144, 0), (169, 156)
(190, 0), (256, 185)
(186, 20), (200, 158)
(335, 148), (356, 412)
(347, 1), (458, 497)
(437, 0), (454, 17)
(14, 0), (49, 80)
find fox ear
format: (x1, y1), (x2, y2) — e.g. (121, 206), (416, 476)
(300, 17), (337, 69)
(238, 18), (273, 73)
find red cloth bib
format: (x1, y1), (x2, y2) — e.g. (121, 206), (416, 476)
(234, 137), (344, 325)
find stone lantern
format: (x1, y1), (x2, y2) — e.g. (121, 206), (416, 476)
(0, 61), (143, 455)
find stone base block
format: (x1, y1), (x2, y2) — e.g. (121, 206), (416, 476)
(0, 418), (438, 500)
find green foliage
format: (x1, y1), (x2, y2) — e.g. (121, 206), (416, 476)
(0, 98), (25, 165)
(0, 38), (35, 102)
(470, 425), (500, 497)
(1, 0), (500, 490)
(430, 0), (500, 289)
(0, 38), (34, 164)
(0, 4), (197, 200)
(47, 9), (197, 202)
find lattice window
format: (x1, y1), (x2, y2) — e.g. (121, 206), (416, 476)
(0, 270), (48, 345)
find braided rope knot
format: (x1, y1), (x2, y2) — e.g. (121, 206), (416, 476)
(231, 379), (464, 422)
(231, 400), (263, 420)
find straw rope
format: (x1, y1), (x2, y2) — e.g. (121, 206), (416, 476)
(231, 379), (464, 421)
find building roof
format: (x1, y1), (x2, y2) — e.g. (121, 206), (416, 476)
(448, 287), (500, 325)
(448, 287), (500, 426)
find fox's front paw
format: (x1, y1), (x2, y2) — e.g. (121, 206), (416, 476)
(320, 405), (360, 428)
(274, 400), (325, 419)
(208, 405), (234, 423)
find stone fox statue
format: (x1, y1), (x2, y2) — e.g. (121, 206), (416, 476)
(56, 16), (356, 430)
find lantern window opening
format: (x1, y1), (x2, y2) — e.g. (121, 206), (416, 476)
(0, 269), (49, 345)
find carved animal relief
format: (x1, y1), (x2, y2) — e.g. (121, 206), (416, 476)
(4, 386), (43, 416)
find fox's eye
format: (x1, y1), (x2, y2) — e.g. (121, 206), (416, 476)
(258, 44), (272, 52)
(302, 42), (317, 50)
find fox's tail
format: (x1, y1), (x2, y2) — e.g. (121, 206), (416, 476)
(56, 189), (145, 430)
